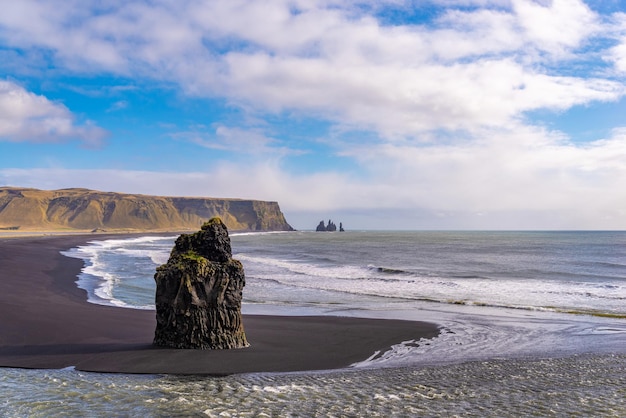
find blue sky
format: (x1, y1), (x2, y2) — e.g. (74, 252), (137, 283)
(1, 0), (626, 230)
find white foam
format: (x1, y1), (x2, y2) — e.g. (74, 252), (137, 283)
(61, 236), (172, 310)
(116, 247), (170, 265)
(63, 233), (626, 317)
(236, 254), (370, 280)
(236, 253), (626, 315)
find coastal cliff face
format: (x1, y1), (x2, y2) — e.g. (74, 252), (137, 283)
(0, 187), (293, 232)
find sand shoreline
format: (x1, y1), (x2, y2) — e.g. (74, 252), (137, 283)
(0, 234), (440, 375)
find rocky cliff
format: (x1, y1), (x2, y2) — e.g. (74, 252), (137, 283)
(0, 187), (293, 232)
(154, 218), (248, 349)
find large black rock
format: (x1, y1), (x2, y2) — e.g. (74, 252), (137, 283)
(153, 217), (249, 349)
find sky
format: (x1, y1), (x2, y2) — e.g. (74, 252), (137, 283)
(1, 0), (626, 230)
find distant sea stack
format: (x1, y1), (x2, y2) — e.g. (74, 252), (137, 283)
(153, 218), (248, 349)
(316, 219), (344, 232)
(0, 187), (293, 232)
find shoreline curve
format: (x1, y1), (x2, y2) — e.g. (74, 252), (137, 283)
(0, 234), (440, 375)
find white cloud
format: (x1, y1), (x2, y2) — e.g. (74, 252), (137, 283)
(610, 41), (626, 73)
(107, 100), (129, 112)
(222, 53), (623, 136)
(512, 0), (599, 56)
(3, 125), (626, 229)
(0, 1), (623, 138)
(337, 125), (626, 219)
(171, 124), (299, 156)
(606, 12), (626, 74)
(0, 80), (107, 146)
(0, 164), (349, 214)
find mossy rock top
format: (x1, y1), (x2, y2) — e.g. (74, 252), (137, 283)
(173, 217), (232, 263)
(201, 217), (226, 230)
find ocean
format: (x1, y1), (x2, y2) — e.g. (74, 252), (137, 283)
(2, 231), (625, 416)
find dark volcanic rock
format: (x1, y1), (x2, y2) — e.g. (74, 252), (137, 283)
(153, 217), (249, 349)
(316, 219), (339, 232)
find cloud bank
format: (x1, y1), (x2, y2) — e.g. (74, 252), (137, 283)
(3, 124), (626, 229)
(2, 0), (623, 136)
(1, 0), (626, 229)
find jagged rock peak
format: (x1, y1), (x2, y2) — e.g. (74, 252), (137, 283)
(153, 217), (249, 349)
(316, 219), (344, 232)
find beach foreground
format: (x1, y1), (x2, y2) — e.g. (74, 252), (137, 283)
(0, 235), (439, 375)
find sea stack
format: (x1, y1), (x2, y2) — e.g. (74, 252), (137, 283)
(316, 219), (341, 231)
(153, 217), (249, 349)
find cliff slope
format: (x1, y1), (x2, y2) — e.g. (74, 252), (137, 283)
(0, 187), (293, 232)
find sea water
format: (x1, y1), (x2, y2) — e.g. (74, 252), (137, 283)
(2, 231), (626, 416)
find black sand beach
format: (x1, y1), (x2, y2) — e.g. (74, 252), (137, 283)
(0, 235), (439, 375)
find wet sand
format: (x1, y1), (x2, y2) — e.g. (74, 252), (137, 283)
(0, 235), (439, 375)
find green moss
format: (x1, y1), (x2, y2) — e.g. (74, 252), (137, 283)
(181, 250), (205, 262)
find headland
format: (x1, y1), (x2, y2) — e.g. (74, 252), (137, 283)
(0, 187), (293, 233)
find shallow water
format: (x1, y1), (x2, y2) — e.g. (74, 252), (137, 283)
(3, 230), (625, 416)
(2, 355), (624, 417)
